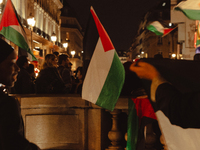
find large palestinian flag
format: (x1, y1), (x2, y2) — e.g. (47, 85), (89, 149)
(174, 0), (200, 21)
(82, 6), (125, 111)
(0, 0), (37, 61)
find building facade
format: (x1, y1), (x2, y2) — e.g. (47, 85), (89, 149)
(60, 2), (84, 71)
(130, 0), (197, 60)
(171, 0), (196, 60)
(0, 0), (63, 68)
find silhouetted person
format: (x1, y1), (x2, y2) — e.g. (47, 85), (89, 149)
(74, 67), (83, 95)
(120, 61), (145, 97)
(26, 64), (36, 92)
(154, 53), (163, 59)
(36, 54), (69, 94)
(58, 54), (72, 90)
(0, 39), (40, 149)
(14, 56), (35, 94)
(194, 53), (200, 61)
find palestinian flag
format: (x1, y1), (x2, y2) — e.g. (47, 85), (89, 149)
(82, 6), (125, 111)
(146, 21), (175, 37)
(174, 0), (200, 21)
(0, 0), (37, 61)
(126, 97), (157, 150)
(156, 110), (200, 150)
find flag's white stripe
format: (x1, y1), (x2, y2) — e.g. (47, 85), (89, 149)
(10, 25), (29, 44)
(156, 110), (200, 150)
(150, 21), (164, 33)
(82, 38), (114, 103)
(175, 0), (200, 10)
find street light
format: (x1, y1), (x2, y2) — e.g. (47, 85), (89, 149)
(51, 32), (57, 51)
(27, 13), (35, 53)
(71, 50), (75, 58)
(172, 53), (176, 59)
(63, 42), (68, 51)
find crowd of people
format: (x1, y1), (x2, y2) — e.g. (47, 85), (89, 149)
(10, 51), (83, 95)
(1, 35), (200, 149)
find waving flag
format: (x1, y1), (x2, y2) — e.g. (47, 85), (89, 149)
(174, 0), (200, 20)
(146, 21), (175, 37)
(0, 0), (37, 61)
(126, 98), (157, 150)
(156, 110), (200, 150)
(82, 6), (125, 111)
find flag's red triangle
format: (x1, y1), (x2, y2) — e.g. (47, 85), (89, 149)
(0, 0), (19, 31)
(132, 97), (157, 121)
(163, 28), (174, 36)
(90, 6), (114, 52)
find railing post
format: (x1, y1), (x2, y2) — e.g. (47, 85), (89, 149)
(106, 109), (123, 150)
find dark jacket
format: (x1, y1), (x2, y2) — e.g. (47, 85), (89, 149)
(57, 66), (72, 89)
(14, 68), (35, 94)
(36, 67), (69, 94)
(0, 90), (40, 149)
(155, 82), (200, 128)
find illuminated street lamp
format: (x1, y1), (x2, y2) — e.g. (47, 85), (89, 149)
(172, 53), (176, 59)
(63, 42), (68, 51)
(51, 32), (57, 51)
(71, 50), (75, 58)
(27, 13), (36, 30)
(27, 13), (35, 52)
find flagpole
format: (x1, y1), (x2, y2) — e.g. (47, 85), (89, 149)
(27, 13), (36, 56)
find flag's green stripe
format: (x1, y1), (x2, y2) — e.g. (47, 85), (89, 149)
(196, 40), (200, 47)
(147, 25), (163, 36)
(95, 51), (125, 111)
(175, 8), (200, 20)
(126, 98), (138, 150)
(0, 26), (29, 49)
(0, 26), (37, 61)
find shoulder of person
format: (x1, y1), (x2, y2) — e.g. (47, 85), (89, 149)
(0, 94), (19, 109)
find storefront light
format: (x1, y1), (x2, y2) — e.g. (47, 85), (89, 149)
(172, 53), (176, 58)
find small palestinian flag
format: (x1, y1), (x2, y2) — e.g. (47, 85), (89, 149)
(146, 21), (175, 37)
(0, 0), (37, 61)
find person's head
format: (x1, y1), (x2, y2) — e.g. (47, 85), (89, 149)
(154, 53), (163, 59)
(68, 62), (72, 70)
(42, 54), (58, 69)
(194, 53), (200, 61)
(77, 67), (83, 80)
(53, 51), (59, 57)
(58, 54), (69, 67)
(27, 64), (35, 77)
(123, 61), (133, 75)
(0, 39), (19, 87)
(16, 56), (29, 69)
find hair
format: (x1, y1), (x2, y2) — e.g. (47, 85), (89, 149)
(154, 53), (163, 59)
(0, 38), (14, 64)
(194, 53), (200, 61)
(77, 67), (83, 75)
(16, 56), (28, 69)
(58, 54), (68, 65)
(41, 54), (56, 69)
(53, 51), (59, 57)
(27, 64), (35, 74)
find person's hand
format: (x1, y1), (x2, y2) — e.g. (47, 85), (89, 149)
(129, 62), (160, 80)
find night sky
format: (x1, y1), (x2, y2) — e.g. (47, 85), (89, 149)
(64, 0), (163, 51)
